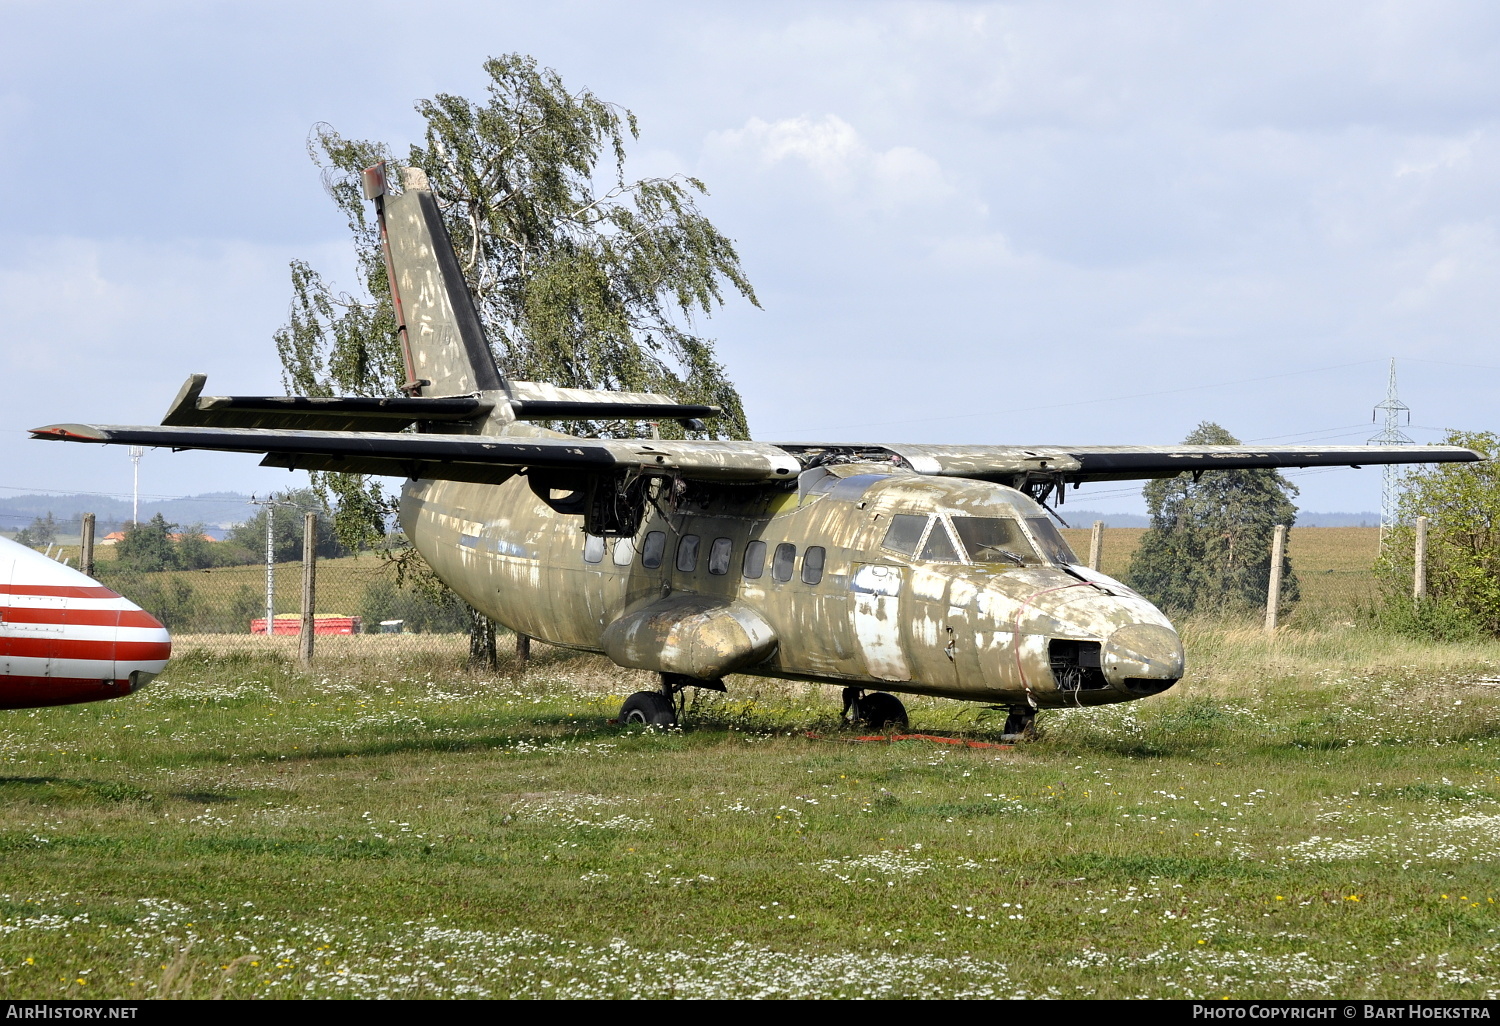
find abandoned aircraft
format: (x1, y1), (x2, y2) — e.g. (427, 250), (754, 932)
(31, 164), (1481, 736)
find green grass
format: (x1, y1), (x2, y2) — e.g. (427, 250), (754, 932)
(3, 626), (1500, 999)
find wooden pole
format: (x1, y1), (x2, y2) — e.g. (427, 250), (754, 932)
(80, 513), (95, 579)
(1088, 520), (1105, 571)
(1264, 524), (1288, 634)
(1414, 515), (1429, 601)
(515, 633), (531, 671)
(299, 512), (316, 668)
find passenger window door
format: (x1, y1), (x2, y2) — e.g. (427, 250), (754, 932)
(772, 542), (796, 582)
(676, 535), (701, 573)
(641, 531), (666, 569)
(801, 546), (826, 585)
(743, 540), (766, 579)
(708, 537), (733, 575)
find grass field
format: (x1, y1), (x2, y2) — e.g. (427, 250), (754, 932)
(2, 618), (1500, 999)
(7, 526), (1500, 999)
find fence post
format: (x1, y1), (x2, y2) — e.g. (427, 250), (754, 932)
(1414, 515), (1429, 601)
(1088, 520), (1105, 571)
(300, 512), (316, 668)
(1264, 523), (1288, 634)
(80, 513), (95, 578)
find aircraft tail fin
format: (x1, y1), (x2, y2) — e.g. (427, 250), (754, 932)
(363, 163), (507, 399)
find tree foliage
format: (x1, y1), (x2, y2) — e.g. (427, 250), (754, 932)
(12, 513), (57, 549)
(276, 53), (758, 552)
(1375, 430), (1500, 639)
(227, 489), (347, 564)
(1126, 422), (1300, 617)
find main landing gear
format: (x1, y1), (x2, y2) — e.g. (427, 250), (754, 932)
(842, 688), (909, 732)
(618, 673), (726, 729)
(1001, 705), (1037, 742)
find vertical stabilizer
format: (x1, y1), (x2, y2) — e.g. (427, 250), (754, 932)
(364, 164), (506, 398)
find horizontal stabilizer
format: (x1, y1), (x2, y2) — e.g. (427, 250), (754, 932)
(507, 381), (719, 424)
(161, 374), (492, 432)
(159, 374), (717, 432)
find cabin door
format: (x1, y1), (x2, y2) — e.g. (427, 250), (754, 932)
(850, 563), (910, 682)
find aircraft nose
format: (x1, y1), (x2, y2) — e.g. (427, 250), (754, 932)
(1101, 622), (1184, 694)
(114, 605), (171, 695)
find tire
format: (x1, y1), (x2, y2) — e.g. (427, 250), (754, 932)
(856, 692), (908, 731)
(619, 691), (677, 728)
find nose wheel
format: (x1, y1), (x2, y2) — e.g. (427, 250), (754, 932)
(842, 688), (909, 731)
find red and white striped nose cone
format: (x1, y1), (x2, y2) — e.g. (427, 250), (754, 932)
(0, 535), (172, 709)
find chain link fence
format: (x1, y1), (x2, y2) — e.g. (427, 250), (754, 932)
(9, 516), (1405, 674)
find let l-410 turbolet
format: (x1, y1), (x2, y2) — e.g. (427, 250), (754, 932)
(31, 163), (1481, 735)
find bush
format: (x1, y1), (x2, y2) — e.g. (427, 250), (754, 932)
(1375, 430), (1500, 638)
(360, 577), (470, 633)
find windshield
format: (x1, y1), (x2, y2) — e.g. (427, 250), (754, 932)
(1024, 517), (1079, 565)
(950, 516), (1039, 566)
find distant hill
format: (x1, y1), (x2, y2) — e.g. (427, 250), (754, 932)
(1294, 511), (1382, 527)
(0, 491), (254, 539)
(1061, 510), (1381, 529)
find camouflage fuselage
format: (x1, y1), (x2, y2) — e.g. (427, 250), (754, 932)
(401, 462), (1185, 708)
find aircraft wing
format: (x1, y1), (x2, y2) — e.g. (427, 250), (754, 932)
(31, 424), (1480, 489)
(861, 442), (1484, 483)
(29, 423), (802, 485)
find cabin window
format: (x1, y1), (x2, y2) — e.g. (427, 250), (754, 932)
(881, 513), (928, 556)
(612, 536), (636, 566)
(772, 542), (797, 582)
(919, 519), (962, 562)
(677, 534), (701, 573)
(641, 531), (666, 569)
(1024, 517), (1079, 565)
(743, 540), (767, 579)
(950, 517), (1036, 566)
(801, 546), (826, 585)
(583, 534), (605, 564)
(708, 537), (733, 575)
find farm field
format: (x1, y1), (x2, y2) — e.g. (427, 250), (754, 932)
(2, 621), (1500, 999)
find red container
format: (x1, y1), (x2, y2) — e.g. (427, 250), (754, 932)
(250, 615), (362, 636)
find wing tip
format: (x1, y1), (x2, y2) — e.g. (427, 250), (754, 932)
(29, 424), (106, 442)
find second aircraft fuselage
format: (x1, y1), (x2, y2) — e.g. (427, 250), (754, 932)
(401, 460), (1185, 709)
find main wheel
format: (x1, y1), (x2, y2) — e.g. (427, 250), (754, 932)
(1001, 705), (1037, 740)
(855, 692), (908, 732)
(619, 691), (677, 728)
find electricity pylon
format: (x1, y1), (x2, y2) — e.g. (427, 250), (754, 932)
(1369, 358), (1413, 550)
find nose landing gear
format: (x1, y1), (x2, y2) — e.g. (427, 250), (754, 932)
(842, 688), (909, 731)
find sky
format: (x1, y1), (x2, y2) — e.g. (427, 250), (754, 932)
(1, 0), (1497, 520)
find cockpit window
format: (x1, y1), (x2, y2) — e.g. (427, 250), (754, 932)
(951, 517), (1037, 566)
(881, 514), (927, 556)
(1024, 517), (1079, 565)
(919, 519), (963, 562)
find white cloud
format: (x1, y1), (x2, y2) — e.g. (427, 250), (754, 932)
(706, 114), (960, 215)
